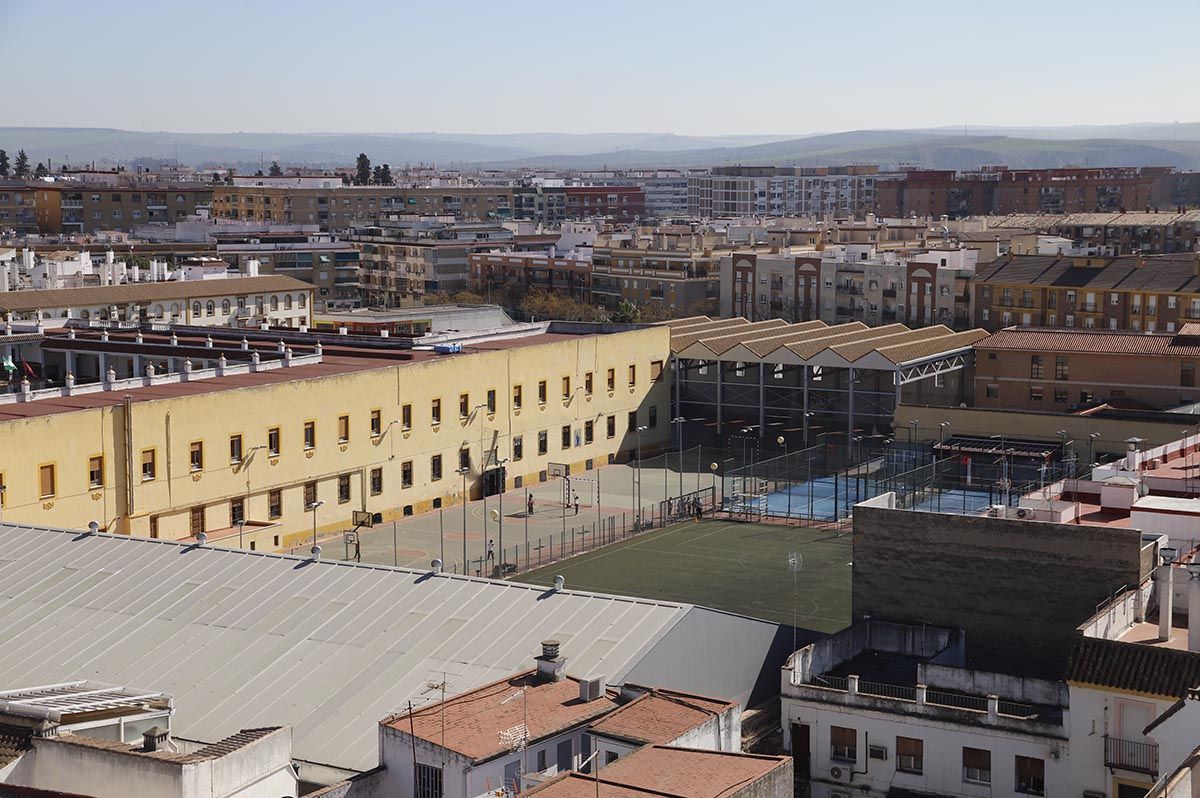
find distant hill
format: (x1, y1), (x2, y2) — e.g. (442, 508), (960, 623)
(2, 125), (1199, 171)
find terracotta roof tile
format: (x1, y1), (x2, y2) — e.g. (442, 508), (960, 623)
(977, 327), (1200, 358)
(588, 746), (790, 798)
(385, 672), (618, 763)
(1067, 636), (1200, 698)
(588, 689), (735, 746)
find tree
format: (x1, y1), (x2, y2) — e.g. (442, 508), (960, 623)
(13, 150), (29, 178)
(611, 299), (641, 324)
(0, 150), (8, 178)
(268, 161), (283, 177)
(379, 164), (393, 186)
(355, 153), (371, 186)
(33, 162), (47, 178)
(371, 165), (383, 185)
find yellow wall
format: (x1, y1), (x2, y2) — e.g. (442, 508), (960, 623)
(0, 327), (672, 551)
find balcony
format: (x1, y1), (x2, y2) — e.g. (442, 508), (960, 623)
(838, 284), (863, 296)
(1104, 736), (1158, 775)
(882, 288), (897, 298)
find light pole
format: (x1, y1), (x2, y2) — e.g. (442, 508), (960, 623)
(778, 435), (791, 519)
(709, 462), (719, 514)
(237, 518), (246, 549)
(671, 416), (687, 503)
(635, 425), (647, 528)
(938, 421), (950, 446)
(472, 402), (490, 565)
(1087, 432), (1101, 473)
(989, 433), (1009, 506)
(307, 500), (325, 550)
(496, 457), (510, 574)
(457, 466), (469, 573)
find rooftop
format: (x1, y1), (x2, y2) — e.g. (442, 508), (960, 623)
(978, 326), (1200, 358)
(1067, 635), (1200, 698)
(975, 252), (1200, 292)
(385, 671), (618, 762)
(0, 522), (778, 773)
(574, 746), (788, 798)
(0, 276), (312, 313)
(38, 726), (283, 766)
(0, 681), (172, 722)
(587, 688), (736, 746)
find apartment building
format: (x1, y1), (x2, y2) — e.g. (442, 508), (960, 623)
(470, 250), (593, 301)
(0, 275), (313, 330)
(971, 326), (1200, 412)
(351, 217), (519, 305)
(1048, 211), (1200, 255)
(973, 252), (1200, 332)
(0, 181), (52, 234)
(721, 245), (976, 330)
(563, 186), (645, 221)
(876, 166), (1168, 219)
(51, 184), (213, 233)
(0, 321), (671, 550)
(211, 185), (513, 229)
(687, 166), (882, 219)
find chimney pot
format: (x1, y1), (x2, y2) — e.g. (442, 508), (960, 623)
(141, 727), (170, 753)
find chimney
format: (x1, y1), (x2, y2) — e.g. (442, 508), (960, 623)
(1158, 550), (1176, 641)
(535, 640), (566, 683)
(1190, 565), (1200, 653)
(141, 727), (171, 753)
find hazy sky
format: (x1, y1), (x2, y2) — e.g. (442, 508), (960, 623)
(4, 0), (1198, 135)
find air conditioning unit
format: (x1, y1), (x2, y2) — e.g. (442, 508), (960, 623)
(829, 766), (845, 781)
(868, 744), (888, 760)
(988, 504), (1005, 517)
(1016, 508), (1029, 519)
(578, 676), (607, 702)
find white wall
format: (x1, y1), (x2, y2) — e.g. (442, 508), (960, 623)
(1067, 684), (1174, 796)
(782, 698), (1070, 798)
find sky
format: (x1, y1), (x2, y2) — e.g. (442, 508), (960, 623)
(3, 0), (1199, 136)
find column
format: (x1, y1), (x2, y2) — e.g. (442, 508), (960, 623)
(802, 365), (810, 445)
(758, 363), (766, 434)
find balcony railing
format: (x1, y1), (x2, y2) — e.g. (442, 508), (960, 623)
(1104, 736), (1158, 775)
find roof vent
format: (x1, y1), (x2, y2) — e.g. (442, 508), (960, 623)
(430, 558), (443, 574)
(311, 544), (322, 561)
(142, 726), (171, 753)
(87, 520), (99, 535)
(536, 640), (566, 683)
(195, 532), (207, 546)
(553, 575), (565, 591)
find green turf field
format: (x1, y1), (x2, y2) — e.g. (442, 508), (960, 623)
(516, 519), (851, 632)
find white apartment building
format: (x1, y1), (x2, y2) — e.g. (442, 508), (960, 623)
(688, 168), (885, 219)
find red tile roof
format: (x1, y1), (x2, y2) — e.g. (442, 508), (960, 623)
(1067, 636), (1200, 698)
(977, 327), (1200, 358)
(588, 689), (735, 746)
(384, 672), (618, 763)
(569, 746), (789, 798)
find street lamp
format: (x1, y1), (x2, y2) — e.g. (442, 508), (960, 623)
(635, 425), (648, 528)
(496, 456), (510, 574)
(778, 436), (791, 520)
(938, 421), (950, 446)
(1087, 432), (1101, 473)
(307, 500), (325, 550)
(709, 462), (719, 514)
(456, 466), (469, 573)
(671, 416), (687, 503)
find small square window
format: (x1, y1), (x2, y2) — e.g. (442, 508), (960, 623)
(431, 454), (443, 480)
(230, 434), (243, 463)
(268, 489), (282, 519)
(141, 449), (156, 481)
(370, 409), (382, 437)
(267, 427), (281, 456)
(338, 415), (350, 443)
(401, 404), (412, 430)
(304, 421), (316, 449)
(337, 474), (351, 503)
(372, 467), (385, 495)
(88, 455), (104, 488)
(39, 464), (57, 498)
(401, 461), (412, 489)
(431, 398), (442, 425)
(189, 441), (204, 471)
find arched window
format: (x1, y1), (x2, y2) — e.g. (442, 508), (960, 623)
(99, 308), (110, 320)
(284, 294), (293, 310)
(298, 293), (307, 308)
(206, 301), (215, 316)
(80, 309), (90, 320)
(270, 295), (279, 312)
(191, 302), (201, 316)
(153, 304), (164, 317)
(169, 303), (180, 317)
(221, 299), (231, 314)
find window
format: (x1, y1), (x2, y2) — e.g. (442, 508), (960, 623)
(268, 489), (282, 519)
(149, 515), (158, 538)
(230, 497), (245, 526)
(962, 747), (991, 784)
(896, 737), (923, 774)
(648, 406), (658, 428)
(985, 384), (999, 400)
(607, 368), (615, 391)
(230, 434), (243, 463)
(538, 380), (547, 404)
(1055, 356), (1069, 380)
(459, 448), (471, 470)
(338, 415), (350, 443)
(88, 455), (104, 488)
(431, 398), (441, 425)
(431, 454), (443, 480)
(651, 360), (663, 380)
(481, 388), (495, 414)
(1030, 386), (1043, 401)
(513, 385), (523, 409)
(562, 376), (571, 399)
(190, 506), (205, 536)
(337, 474), (351, 503)
(267, 427), (281, 456)
(584, 420), (594, 444)
(415, 763), (443, 798)
(628, 410), (637, 432)
(537, 431), (548, 456)
(221, 299), (231, 314)
(584, 372), (593, 395)
(561, 425), (572, 449)
(205, 300), (215, 316)
(141, 449), (156, 481)
(372, 467), (384, 495)
(189, 441), (204, 471)
(830, 726), (856, 763)
(304, 421), (316, 449)
(400, 461), (412, 489)
(607, 415), (616, 438)
(304, 481), (317, 508)
(39, 464), (56, 498)
(1015, 756), (1045, 795)
(370, 409), (382, 437)
(1030, 355), (1044, 379)
(513, 437), (523, 461)
(401, 404), (412, 430)
(628, 364), (637, 386)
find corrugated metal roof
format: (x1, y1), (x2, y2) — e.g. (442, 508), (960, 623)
(0, 523), (720, 773)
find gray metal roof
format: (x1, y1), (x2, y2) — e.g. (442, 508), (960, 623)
(0, 523), (777, 774)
